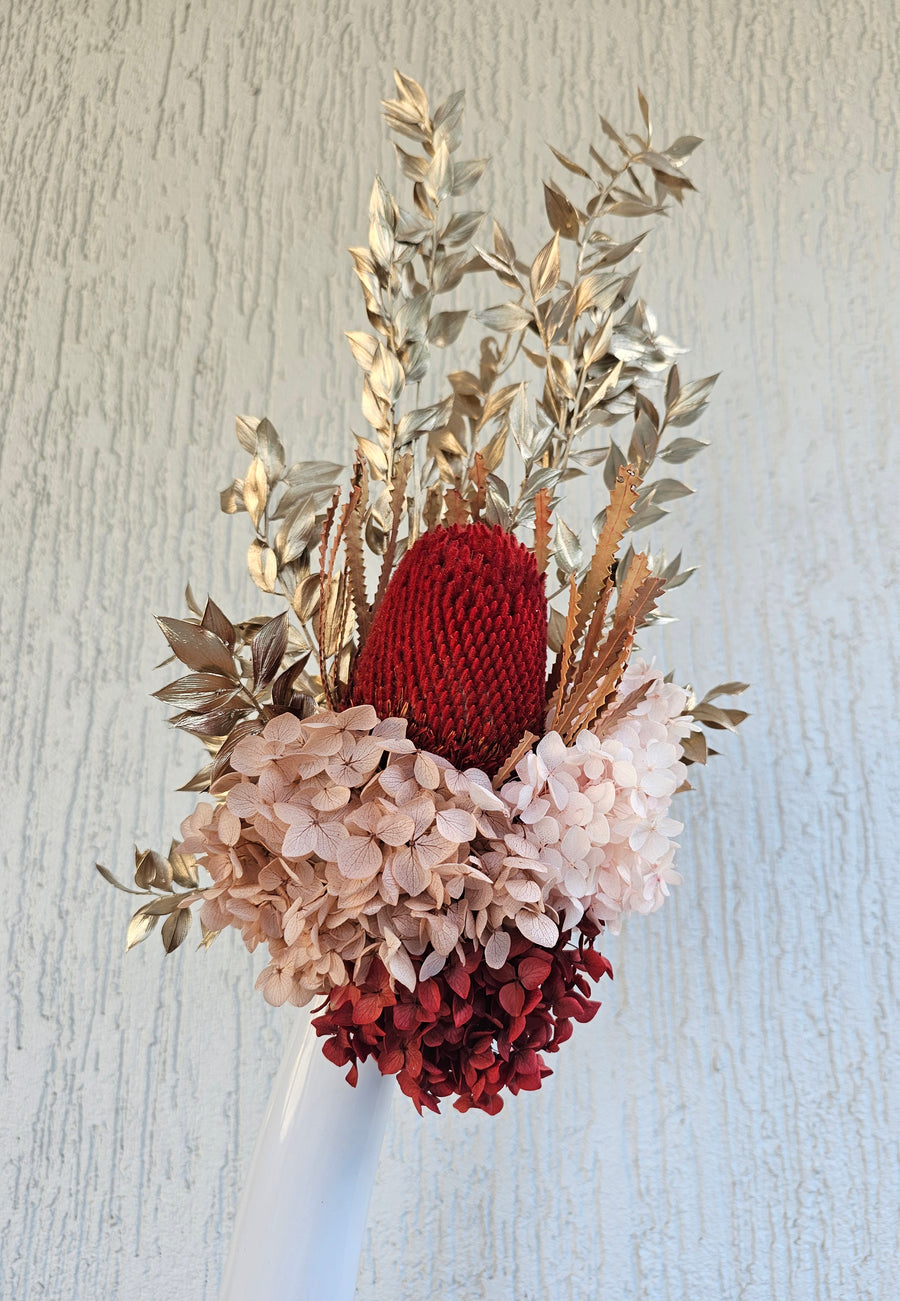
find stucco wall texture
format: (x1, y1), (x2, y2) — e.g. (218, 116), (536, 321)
(1, 2), (898, 1298)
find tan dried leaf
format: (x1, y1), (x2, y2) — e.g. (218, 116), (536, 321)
(161, 907), (192, 954)
(243, 456), (268, 529)
(235, 415), (260, 454)
(125, 910), (157, 951)
(247, 539), (278, 594)
(530, 232), (560, 301)
(155, 618), (236, 676)
(543, 182), (580, 240)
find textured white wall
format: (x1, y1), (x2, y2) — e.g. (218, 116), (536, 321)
(2, 1), (898, 1298)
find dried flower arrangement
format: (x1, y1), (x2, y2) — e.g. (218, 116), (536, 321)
(99, 72), (747, 1114)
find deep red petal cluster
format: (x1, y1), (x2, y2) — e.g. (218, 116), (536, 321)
(312, 930), (613, 1115)
(351, 523), (548, 774)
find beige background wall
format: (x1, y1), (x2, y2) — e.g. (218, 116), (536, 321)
(2, 1), (898, 1297)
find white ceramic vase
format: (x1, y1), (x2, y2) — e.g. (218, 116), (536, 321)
(219, 1016), (394, 1301)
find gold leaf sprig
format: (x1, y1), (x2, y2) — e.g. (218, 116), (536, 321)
(348, 70), (493, 567)
(468, 92), (714, 614)
(96, 844), (212, 955)
(221, 415), (343, 636)
(153, 590), (315, 794)
(679, 681), (751, 766)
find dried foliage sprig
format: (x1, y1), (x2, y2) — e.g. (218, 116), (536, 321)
(98, 74), (746, 1116)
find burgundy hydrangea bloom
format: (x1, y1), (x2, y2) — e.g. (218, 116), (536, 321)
(351, 523), (548, 775)
(312, 928), (612, 1115)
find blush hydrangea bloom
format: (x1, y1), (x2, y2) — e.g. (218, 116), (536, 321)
(177, 660), (691, 1011)
(496, 661), (690, 932)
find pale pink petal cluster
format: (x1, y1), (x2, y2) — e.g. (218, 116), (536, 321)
(496, 661), (691, 933)
(178, 662), (691, 1007)
(177, 705), (559, 1007)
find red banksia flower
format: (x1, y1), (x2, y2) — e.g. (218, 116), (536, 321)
(351, 523), (548, 774)
(312, 929), (612, 1115)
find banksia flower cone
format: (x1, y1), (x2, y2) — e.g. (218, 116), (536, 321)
(352, 523), (548, 774)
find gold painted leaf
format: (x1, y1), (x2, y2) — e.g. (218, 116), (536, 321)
(450, 157), (488, 195)
(155, 618), (236, 676)
(243, 456), (268, 529)
(125, 910), (157, 951)
(474, 302), (532, 333)
(168, 842), (199, 889)
(200, 598), (236, 650)
(660, 437), (709, 464)
(161, 907), (192, 954)
(543, 182), (580, 240)
(255, 419), (286, 482)
(251, 611), (289, 691)
(219, 480), (244, 514)
(96, 863), (146, 895)
(548, 144), (590, 178)
(530, 232), (560, 301)
(665, 135), (703, 160)
(427, 309), (468, 347)
(235, 415), (260, 454)
(368, 344), (405, 404)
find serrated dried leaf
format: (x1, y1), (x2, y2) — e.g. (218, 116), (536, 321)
(572, 465), (640, 649)
(533, 489), (552, 574)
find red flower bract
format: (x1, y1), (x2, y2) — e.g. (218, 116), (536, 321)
(312, 929), (612, 1114)
(350, 523), (548, 774)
